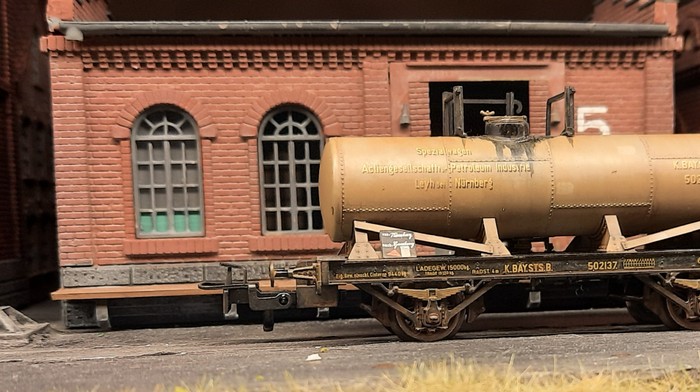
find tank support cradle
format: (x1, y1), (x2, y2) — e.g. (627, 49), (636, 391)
(600, 215), (700, 252)
(348, 219), (510, 260)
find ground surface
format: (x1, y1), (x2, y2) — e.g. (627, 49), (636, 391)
(2, 304), (699, 391)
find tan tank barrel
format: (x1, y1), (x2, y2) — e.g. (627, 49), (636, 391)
(319, 135), (700, 242)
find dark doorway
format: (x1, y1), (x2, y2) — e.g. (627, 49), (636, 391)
(429, 81), (529, 136)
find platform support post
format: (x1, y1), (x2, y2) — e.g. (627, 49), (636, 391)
(600, 215), (626, 252)
(348, 230), (380, 260)
(481, 218), (510, 256)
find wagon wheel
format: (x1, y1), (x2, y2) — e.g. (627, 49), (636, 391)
(387, 289), (467, 342)
(659, 290), (700, 331)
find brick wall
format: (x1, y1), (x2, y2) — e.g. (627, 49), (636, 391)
(407, 82), (430, 137)
(566, 66), (646, 134)
(39, 30), (679, 290)
(44, 35), (678, 275)
(48, 46), (369, 266)
(362, 59), (392, 135)
(50, 53), (92, 266)
(529, 79), (550, 134)
(644, 55), (674, 133)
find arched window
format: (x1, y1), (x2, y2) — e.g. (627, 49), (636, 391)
(258, 106), (324, 233)
(132, 105), (203, 237)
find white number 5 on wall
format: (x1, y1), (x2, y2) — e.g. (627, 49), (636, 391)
(577, 106), (610, 135)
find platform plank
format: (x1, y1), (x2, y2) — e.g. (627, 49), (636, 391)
(51, 283), (221, 300)
(51, 280), (355, 301)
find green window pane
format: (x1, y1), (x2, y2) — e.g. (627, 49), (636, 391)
(174, 211), (186, 232)
(139, 213), (153, 233)
(155, 212), (169, 232)
(188, 212), (202, 232)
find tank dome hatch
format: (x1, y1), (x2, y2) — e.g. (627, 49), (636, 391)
(483, 115), (530, 138)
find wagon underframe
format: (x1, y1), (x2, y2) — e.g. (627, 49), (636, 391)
(201, 218), (700, 342)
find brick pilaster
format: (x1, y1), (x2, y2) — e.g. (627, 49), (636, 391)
(51, 53), (93, 265)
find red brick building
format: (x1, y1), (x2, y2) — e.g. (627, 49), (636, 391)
(0, 0), (57, 307)
(676, 0), (700, 133)
(43, 0), (680, 326)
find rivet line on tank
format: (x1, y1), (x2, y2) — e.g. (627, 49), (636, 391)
(641, 138), (654, 218)
(345, 207), (450, 212)
(447, 141), (453, 229)
(547, 141), (554, 221)
(340, 147), (345, 227)
(448, 158), (550, 163)
(552, 202), (652, 209)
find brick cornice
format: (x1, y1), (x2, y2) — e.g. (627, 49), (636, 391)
(42, 35), (682, 71)
(111, 90), (219, 140)
(83, 47), (363, 72)
(240, 89), (343, 138)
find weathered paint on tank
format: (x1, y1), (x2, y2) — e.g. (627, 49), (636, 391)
(319, 135), (700, 242)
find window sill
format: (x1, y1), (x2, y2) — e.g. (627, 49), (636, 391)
(248, 234), (340, 252)
(124, 238), (219, 257)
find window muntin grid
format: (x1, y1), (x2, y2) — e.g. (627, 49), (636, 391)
(258, 106), (324, 234)
(131, 106), (204, 237)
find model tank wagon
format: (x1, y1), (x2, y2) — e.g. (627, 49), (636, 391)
(201, 87), (700, 342)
